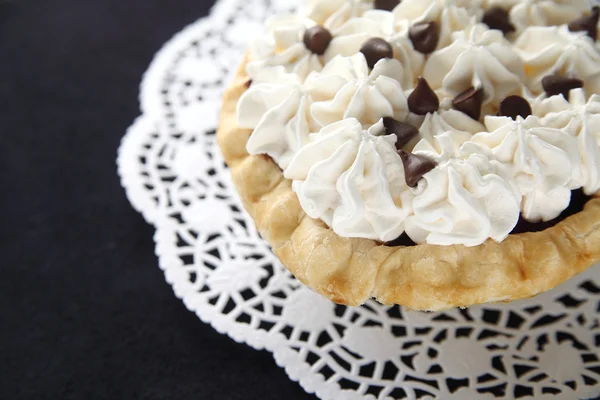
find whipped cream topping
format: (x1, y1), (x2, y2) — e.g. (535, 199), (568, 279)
(405, 157), (520, 247)
(424, 23), (525, 107)
(485, 0), (591, 33)
(466, 116), (582, 222)
(239, 81), (313, 169)
(515, 25), (600, 95)
(537, 89), (600, 195)
(239, 52), (410, 169)
(306, 0), (373, 30)
(285, 119), (413, 242)
(317, 10), (401, 64)
(412, 110), (484, 161)
(310, 53), (409, 127)
(393, 0), (480, 49)
(247, 15), (323, 84)
(238, 0), (600, 247)
(343, 11), (426, 89)
(247, 11), (390, 84)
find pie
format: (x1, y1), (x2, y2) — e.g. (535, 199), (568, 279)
(217, 0), (600, 310)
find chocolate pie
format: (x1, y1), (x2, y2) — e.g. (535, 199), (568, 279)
(218, 0), (600, 310)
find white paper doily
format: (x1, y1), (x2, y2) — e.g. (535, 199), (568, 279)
(117, 1), (600, 399)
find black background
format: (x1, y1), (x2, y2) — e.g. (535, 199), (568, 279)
(0, 1), (313, 398)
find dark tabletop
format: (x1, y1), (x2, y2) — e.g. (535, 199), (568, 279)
(0, 1), (313, 398)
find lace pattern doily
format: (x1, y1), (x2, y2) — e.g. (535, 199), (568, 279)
(117, 1), (600, 398)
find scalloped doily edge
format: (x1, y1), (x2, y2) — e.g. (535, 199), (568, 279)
(116, 2), (600, 399)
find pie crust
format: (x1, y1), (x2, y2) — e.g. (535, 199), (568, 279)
(217, 55), (600, 311)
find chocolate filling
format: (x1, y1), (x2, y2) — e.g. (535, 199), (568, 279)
(386, 189), (593, 247)
(386, 233), (417, 247)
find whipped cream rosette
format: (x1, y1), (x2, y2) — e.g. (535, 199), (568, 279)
(306, 0), (373, 31)
(392, 0), (480, 50)
(246, 15), (323, 83)
(404, 156), (520, 247)
(320, 10), (393, 60)
(407, 113), (520, 247)
(466, 116), (583, 222)
(485, 0), (591, 33)
(239, 50), (411, 169)
(423, 23), (525, 111)
(310, 53), (409, 127)
(388, 19), (426, 89)
(412, 130), (462, 164)
(529, 90), (576, 118)
(537, 89), (600, 195)
(410, 110), (484, 161)
(331, 11), (425, 88)
(247, 10), (392, 84)
(515, 25), (600, 95)
(237, 79), (315, 170)
(284, 118), (413, 242)
(424, 102), (486, 136)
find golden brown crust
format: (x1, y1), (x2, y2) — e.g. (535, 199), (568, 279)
(217, 56), (600, 311)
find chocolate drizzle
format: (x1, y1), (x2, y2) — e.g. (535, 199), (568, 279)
(568, 6), (600, 41)
(303, 25), (333, 55)
(398, 150), (437, 187)
(383, 117), (419, 150)
(542, 75), (584, 100)
(409, 21), (440, 54)
(452, 87), (484, 121)
(408, 77), (439, 115)
(360, 37), (394, 69)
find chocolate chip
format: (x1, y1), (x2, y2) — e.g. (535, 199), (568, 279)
(452, 87), (484, 121)
(482, 7), (515, 35)
(542, 75), (584, 100)
(374, 0), (400, 11)
(498, 95), (532, 120)
(360, 38), (394, 69)
(303, 25), (333, 55)
(244, 79), (252, 89)
(409, 21), (440, 54)
(398, 150), (437, 187)
(568, 7), (599, 41)
(408, 77), (439, 115)
(383, 117), (419, 150)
